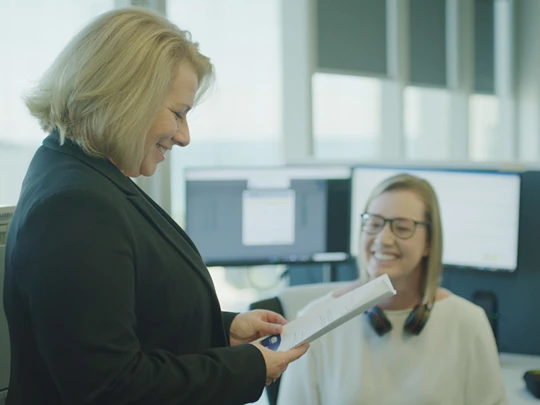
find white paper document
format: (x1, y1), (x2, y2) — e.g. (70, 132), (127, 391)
(257, 274), (396, 352)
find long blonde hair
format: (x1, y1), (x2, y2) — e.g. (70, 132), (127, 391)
(359, 173), (444, 304)
(25, 7), (213, 175)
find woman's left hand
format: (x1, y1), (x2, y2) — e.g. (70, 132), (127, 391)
(229, 310), (288, 346)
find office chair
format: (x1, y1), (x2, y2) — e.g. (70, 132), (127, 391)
(249, 281), (349, 405)
(0, 206), (15, 404)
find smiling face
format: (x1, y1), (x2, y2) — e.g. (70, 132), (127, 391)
(361, 189), (430, 283)
(139, 62), (199, 177)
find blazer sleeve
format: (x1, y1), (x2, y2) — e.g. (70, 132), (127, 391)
(10, 188), (266, 405)
(464, 308), (508, 405)
(222, 312), (239, 346)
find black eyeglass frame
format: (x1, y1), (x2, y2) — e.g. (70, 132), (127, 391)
(360, 213), (430, 240)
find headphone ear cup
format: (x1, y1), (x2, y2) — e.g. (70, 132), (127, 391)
(365, 306), (392, 336)
(404, 304), (432, 335)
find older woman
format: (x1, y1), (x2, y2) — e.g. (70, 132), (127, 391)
(4, 8), (307, 405)
(277, 174), (507, 405)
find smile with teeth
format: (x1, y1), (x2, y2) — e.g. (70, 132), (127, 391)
(373, 252), (399, 261)
(157, 144), (169, 154)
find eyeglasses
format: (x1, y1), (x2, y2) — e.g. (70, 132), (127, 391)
(361, 213), (430, 240)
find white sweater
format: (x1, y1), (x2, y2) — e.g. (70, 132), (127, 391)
(277, 293), (507, 405)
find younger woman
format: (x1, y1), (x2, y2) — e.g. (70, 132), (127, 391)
(277, 173), (506, 405)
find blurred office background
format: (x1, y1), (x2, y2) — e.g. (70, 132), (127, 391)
(2, 1), (540, 403)
(3, 0), (536, 309)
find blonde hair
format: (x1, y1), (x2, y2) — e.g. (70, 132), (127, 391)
(25, 7), (213, 175)
(359, 173), (444, 304)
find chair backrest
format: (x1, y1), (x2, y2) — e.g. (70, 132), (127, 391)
(277, 281), (350, 321)
(0, 241), (8, 405)
(0, 206), (15, 403)
(249, 281), (351, 405)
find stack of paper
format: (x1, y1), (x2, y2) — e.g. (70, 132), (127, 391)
(258, 274), (396, 352)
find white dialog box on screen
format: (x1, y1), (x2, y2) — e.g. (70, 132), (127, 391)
(242, 189), (295, 246)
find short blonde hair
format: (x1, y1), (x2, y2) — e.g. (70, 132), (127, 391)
(359, 173), (444, 304)
(25, 7), (213, 174)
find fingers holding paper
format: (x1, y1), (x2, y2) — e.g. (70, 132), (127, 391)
(252, 342), (310, 386)
(229, 310), (288, 346)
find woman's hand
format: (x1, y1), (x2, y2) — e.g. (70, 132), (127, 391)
(229, 310), (287, 346)
(251, 342), (310, 386)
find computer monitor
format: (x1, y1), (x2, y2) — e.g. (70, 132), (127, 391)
(350, 167), (521, 272)
(0, 205), (15, 401)
(185, 166), (352, 266)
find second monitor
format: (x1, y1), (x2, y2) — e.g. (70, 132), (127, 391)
(350, 166), (521, 272)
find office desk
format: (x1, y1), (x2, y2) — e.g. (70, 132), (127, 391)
(501, 353), (540, 403)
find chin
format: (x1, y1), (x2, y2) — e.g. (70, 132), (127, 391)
(368, 265), (403, 280)
(139, 165), (158, 177)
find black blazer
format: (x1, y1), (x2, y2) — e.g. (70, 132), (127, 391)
(3, 132), (266, 405)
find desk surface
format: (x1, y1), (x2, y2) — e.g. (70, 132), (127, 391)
(500, 353), (540, 403)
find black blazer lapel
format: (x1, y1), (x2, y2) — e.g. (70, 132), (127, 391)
(126, 192), (216, 292)
(43, 131), (217, 294)
(132, 182), (203, 257)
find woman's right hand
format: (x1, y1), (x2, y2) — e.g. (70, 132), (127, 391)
(251, 342), (310, 386)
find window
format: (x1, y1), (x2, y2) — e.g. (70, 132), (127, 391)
(167, 0), (284, 225)
(0, 0), (114, 206)
(312, 73), (382, 160)
(404, 86), (452, 160)
(209, 266), (288, 313)
(469, 94), (499, 161)
(167, 2), (286, 366)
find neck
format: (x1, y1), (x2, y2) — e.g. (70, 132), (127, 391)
(376, 268), (424, 311)
(109, 158), (137, 178)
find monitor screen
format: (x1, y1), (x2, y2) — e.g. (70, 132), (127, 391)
(185, 166), (352, 266)
(350, 167), (521, 272)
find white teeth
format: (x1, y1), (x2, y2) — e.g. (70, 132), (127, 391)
(157, 144), (168, 154)
(373, 252), (398, 261)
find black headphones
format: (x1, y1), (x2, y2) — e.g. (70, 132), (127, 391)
(365, 303), (433, 336)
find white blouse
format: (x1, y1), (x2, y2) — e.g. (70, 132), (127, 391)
(277, 293), (507, 405)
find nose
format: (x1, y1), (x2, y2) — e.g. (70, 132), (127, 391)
(375, 222), (394, 245)
(173, 123), (190, 147)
